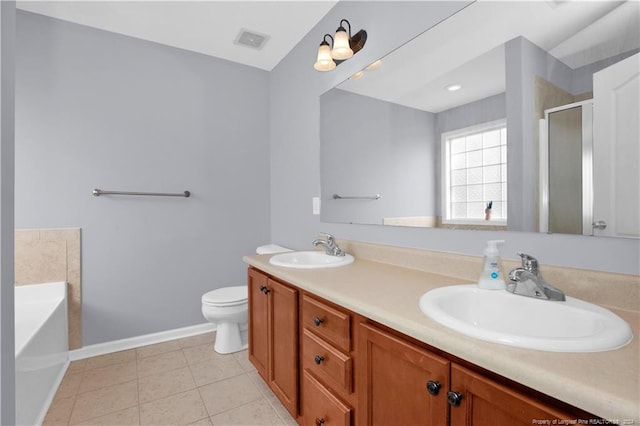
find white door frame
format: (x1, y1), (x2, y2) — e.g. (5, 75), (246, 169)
(539, 99), (593, 235)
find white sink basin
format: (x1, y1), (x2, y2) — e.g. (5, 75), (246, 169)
(419, 285), (633, 352)
(269, 251), (354, 269)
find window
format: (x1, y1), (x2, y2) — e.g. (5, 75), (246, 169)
(441, 120), (507, 225)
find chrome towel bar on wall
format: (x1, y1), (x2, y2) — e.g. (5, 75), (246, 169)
(332, 194), (381, 200)
(92, 189), (191, 198)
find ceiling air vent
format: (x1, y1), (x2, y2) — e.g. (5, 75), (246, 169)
(234, 29), (269, 50)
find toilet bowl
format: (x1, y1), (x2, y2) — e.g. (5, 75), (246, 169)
(202, 244), (292, 354)
(202, 286), (248, 354)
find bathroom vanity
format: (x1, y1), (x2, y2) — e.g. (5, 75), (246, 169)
(243, 241), (639, 425)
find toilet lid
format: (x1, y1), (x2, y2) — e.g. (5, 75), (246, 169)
(202, 286), (247, 306)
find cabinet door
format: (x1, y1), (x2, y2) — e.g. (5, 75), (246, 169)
(358, 323), (450, 426)
(450, 364), (575, 426)
(248, 268), (269, 381)
(269, 278), (299, 417)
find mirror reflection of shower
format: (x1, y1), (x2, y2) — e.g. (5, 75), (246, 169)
(539, 100), (593, 235)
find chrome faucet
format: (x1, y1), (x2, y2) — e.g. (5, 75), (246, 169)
(312, 233), (345, 257)
(507, 253), (566, 301)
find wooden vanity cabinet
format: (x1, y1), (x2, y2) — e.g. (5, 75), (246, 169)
(247, 268), (299, 417)
(247, 268), (595, 426)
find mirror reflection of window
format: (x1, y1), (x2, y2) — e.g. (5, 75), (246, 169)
(441, 120), (507, 226)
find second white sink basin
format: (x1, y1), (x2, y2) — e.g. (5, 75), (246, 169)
(269, 251), (354, 269)
(419, 285), (633, 352)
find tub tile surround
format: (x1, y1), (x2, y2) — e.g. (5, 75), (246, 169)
(15, 228), (82, 349)
(43, 332), (296, 426)
(243, 239), (640, 421)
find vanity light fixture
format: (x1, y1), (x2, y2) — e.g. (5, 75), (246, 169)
(313, 19), (367, 72)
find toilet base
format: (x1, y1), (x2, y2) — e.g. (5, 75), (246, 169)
(214, 322), (248, 354)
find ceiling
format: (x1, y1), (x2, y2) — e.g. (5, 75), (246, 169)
(16, 1), (338, 71)
(16, 0), (639, 103)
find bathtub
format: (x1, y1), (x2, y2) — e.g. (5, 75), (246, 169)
(15, 282), (69, 426)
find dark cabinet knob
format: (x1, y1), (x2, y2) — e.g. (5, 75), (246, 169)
(313, 317), (324, 326)
(426, 380), (441, 396)
(314, 355), (325, 365)
(447, 391), (463, 407)
(315, 418), (325, 426)
(259, 285), (270, 295)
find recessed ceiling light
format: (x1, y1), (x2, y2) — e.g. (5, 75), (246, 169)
(350, 71), (365, 80)
(365, 59), (382, 71)
(446, 84), (462, 92)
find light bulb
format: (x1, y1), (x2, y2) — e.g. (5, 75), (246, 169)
(314, 43), (336, 71)
(365, 60), (382, 71)
(331, 27), (353, 60)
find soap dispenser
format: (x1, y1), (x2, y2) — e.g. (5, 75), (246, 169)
(478, 240), (506, 290)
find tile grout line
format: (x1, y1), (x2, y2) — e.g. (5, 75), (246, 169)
(136, 354), (142, 426)
(62, 365), (85, 426)
(184, 346), (212, 426)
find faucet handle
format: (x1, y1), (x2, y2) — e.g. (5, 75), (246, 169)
(516, 252), (539, 272)
(319, 232), (336, 246)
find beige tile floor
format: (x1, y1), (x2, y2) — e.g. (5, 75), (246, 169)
(43, 332), (297, 426)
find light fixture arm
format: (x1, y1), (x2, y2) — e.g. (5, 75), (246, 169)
(322, 33), (334, 47)
(338, 19), (351, 37)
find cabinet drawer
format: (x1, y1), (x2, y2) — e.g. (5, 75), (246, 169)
(302, 329), (353, 394)
(302, 370), (351, 426)
(302, 294), (351, 352)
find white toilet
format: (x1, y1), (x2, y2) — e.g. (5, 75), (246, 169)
(201, 244), (292, 354)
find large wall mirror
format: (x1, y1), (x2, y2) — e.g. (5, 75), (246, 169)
(320, 1), (639, 238)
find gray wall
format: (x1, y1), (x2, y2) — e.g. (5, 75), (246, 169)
(320, 89), (436, 225)
(505, 36), (574, 233)
(269, 1), (639, 275)
(15, 11), (271, 345)
(0, 2), (15, 424)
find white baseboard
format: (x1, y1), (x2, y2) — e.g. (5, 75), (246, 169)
(69, 323), (216, 361)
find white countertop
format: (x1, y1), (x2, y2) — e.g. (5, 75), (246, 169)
(243, 253), (640, 422)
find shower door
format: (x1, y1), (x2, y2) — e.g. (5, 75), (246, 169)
(540, 101), (593, 235)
